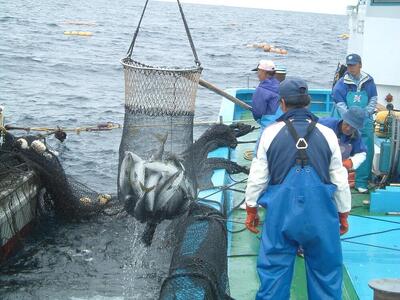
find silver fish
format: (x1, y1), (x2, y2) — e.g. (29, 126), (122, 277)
(142, 171), (161, 213)
(119, 151), (134, 202)
(150, 133), (168, 161)
(129, 152), (146, 200)
(121, 135), (194, 246)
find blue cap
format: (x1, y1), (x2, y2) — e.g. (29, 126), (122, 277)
(346, 53), (362, 65)
(279, 77), (311, 106)
(342, 106), (366, 130)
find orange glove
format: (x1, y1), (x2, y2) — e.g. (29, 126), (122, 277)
(339, 212), (349, 235)
(343, 159), (353, 170)
(245, 206), (260, 234)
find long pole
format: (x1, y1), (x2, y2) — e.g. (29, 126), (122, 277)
(199, 78), (252, 111)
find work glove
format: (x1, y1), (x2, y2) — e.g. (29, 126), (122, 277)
(245, 205), (260, 234)
(343, 159), (353, 170)
(339, 212), (349, 235)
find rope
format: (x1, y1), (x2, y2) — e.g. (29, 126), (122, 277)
(5, 122), (122, 136)
(350, 213), (400, 225)
(126, 0), (150, 57)
(243, 150), (254, 161)
(4, 119), (257, 134)
(341, 227), (400, 241)
(341, 240), (400, 252)
(176, 0), (201, 66)
(126, 0), (201, 66)
(197, 178), (248, 202)
(237, 140), (257, 144)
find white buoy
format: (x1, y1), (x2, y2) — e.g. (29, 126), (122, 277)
(31, 140), (47, 154)
(16, 138), (29, 150)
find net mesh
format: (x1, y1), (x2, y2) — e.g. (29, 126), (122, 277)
(159, 203), (231, 300)
(17, 147), (112, 219)
(121, 58), (201, 117)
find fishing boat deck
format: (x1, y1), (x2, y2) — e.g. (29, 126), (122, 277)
(198, 88), (400, 299)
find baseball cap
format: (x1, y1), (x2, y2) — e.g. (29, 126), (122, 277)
(275, 65), (286, 74)
(251, 60), (276, 72)
(279, 77), (311, 106)
(346, 53), (362, 65)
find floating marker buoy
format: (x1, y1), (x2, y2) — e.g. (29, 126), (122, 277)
(16, 138), (29, 150)
(338, 33), (350, 40)
(80, 197), (92, 205)
(31, 140), (47, 154)
(268, 47), (288, 55)
(97, 194), (111, 205)
(247, 42), (288, 55)
(64, 31), (93, 36)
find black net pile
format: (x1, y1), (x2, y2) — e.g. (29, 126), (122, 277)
(159, 203), (232, 300)
(17, 145), (111, 219)
(118, 58), (202, 192)
(0, 133), (37, 199)
(0, 133), (111, 220)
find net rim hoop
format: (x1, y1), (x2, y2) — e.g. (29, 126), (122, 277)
(120, 57), (202, 74)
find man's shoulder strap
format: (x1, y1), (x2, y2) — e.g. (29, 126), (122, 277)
(284, 119), (317, 167)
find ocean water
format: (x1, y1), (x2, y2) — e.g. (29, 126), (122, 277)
(0, 0), (347, 298)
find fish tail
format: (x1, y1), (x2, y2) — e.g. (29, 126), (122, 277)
(139, 182), (156, 193)
(141, 222), (158, 246)
(154, 132), (168, 144)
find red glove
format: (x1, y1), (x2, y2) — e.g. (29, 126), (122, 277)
(339, 212), (349, 235)
(245, 206), (260, 234)
(343, 159), (353, 170)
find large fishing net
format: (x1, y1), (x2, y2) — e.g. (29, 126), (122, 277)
(117, 0), (203, 244)
(119, 58), (202, 180)
(116, 1), (257, 296)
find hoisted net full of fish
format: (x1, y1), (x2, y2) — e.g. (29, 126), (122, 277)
(118, 0), (202, 245)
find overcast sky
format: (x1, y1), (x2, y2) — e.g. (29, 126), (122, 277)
(160, 0), (359, 15)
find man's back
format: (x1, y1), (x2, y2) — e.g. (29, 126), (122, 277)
(252, 77), (280, 120)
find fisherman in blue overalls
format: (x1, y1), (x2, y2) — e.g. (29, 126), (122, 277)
(245, 77), (351, 299)
(332, 54), (378, 193)
(320, 106), (367, 189)
(251, 60), (281, 131)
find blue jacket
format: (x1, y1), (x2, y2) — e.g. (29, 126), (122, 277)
(266, 108), (333, 184)
(246, 108), (351, 211)
(332, 72), (377, 105)
(251, 77), (280, 121)
(319, 117), (367, 156)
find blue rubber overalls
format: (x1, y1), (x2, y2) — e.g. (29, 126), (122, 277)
(256, 120), (343, 300)
(346, 91), (374, 189)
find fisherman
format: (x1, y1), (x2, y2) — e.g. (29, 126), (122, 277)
(274, 65), (287, 82)
(332, 53), (377, 193)
(245, 77), (351, 300)
(319, 106), (367, 188)
(251, 60), (281, 130)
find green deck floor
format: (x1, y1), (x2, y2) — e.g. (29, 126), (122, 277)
(227, 111), (361, 299)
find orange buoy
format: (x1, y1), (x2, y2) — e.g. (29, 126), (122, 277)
(64, 31), (93, 36)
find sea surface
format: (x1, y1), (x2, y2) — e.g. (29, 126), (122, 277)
(0, 0), (347, 298)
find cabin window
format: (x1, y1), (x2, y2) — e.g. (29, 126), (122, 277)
(372, 0), (400, 4)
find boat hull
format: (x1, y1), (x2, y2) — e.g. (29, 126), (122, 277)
(0, 171), (40, 262)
